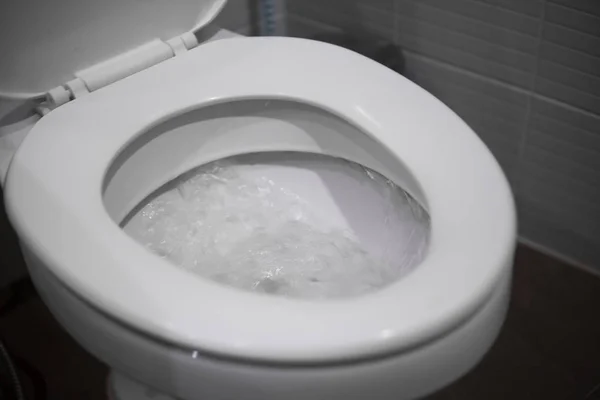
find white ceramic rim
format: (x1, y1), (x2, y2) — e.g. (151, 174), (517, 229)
(5, 37), (516, 362)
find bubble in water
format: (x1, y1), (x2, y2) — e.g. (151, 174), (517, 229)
(123, 154), (429, 299)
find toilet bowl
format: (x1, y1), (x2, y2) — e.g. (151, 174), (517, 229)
(1, 1), (516, 399)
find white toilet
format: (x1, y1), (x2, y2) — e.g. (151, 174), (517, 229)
(1, 0), (516, 399)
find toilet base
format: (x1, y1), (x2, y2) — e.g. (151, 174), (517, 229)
(108, 372), (176, 400)
(27, 244), (511, 400)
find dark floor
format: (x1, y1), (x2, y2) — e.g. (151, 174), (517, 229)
(0, 244), (599, 399)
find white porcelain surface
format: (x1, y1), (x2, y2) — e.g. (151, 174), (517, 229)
(27, 247), (511, 400)
(101, 99), (428, 229)
(0, 0), (227, 95)
(5, 37), (516, 362)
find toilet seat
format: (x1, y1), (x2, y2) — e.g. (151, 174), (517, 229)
(5, 37), (516, 362)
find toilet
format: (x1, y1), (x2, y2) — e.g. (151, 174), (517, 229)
(0, 0), (516, 399)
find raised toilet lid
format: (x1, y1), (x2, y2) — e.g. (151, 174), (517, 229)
(5, 37), (516, 362)
(0, 0), (226, 97)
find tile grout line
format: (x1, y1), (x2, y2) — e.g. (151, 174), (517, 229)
(514, 0), (547, 197)
(401, 48), (532, 96)
(393, 9), (543, 58)
(391, 20), (600, 123)
(518, 237), (600, 280)
(585, 381), (600, 399)
(293, 3), (600, 123)
(398, 0), (541, 34)
(393, 0), (399, 45)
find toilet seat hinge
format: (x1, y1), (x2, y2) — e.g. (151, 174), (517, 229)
(37, 32), (199, 115)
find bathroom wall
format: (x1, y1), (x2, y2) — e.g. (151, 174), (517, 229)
(281, 0), (600, 273)
(215, 0), (287, 35)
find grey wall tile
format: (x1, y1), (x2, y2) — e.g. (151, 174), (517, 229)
(539, 42), (600, 79)
(535, 78), (600, 115)
(530, 96), (600, 134)
(522, 144), (600, 191)
(395, 0), (539, 53)
(538, 61), (600, 98)
(394, 0), (537, 88)
(288, 0), (394, 14)
(395, 32), (534, 88)
(545, 2), (600, 37)
(401, 52), (524, 182)
(543, 23), (600, 59)
(518, 181), (600, 257)
(407, 0), (542, 36)
(519, 97), (600, 271)
(536, 2), (600, 115)
(526, 98), (600, 186)
(547, 0), (600, 17)
(518, 151), (600, 264)
(519, 201), (600, 269)
(287, 0), (394, 38)
(530, 113), (600, 152)
(472, 0), (544, 17)
(395, 15), (537, 72)
(411, 72), (528, 123)
(527, 130), (600, 173)
(524, 199), (600, 248)
(403, 53), (530, 106)
(286, 15), (342, 38)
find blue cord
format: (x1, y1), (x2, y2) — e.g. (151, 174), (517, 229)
(259, 0), (276, 36)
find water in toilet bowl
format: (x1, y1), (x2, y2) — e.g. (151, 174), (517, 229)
(123, 153), (430, 299)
